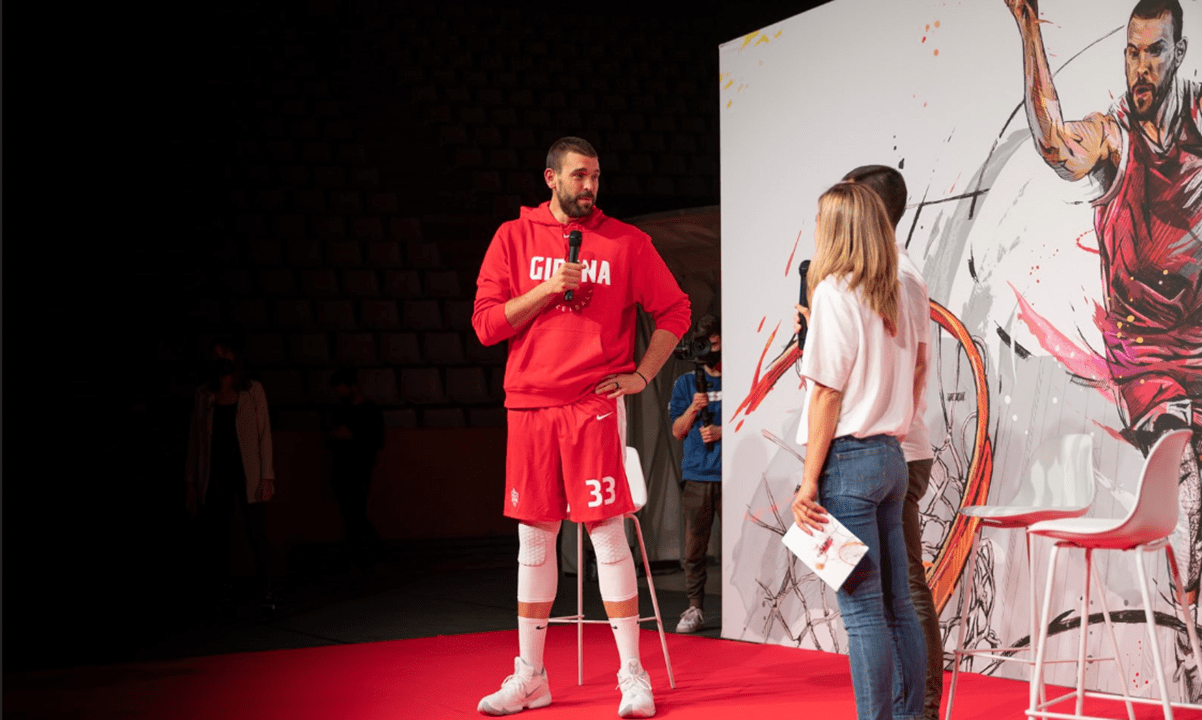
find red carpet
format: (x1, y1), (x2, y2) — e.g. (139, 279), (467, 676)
(4, 626), (1195, 719)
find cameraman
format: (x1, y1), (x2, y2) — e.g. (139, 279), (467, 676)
(668, 315), (722, 633)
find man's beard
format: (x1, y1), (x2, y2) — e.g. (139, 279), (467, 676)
(557, 187), (595, 218)
(1128, 75), (1171, 122)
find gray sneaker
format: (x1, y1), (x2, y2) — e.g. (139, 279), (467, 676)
(478, 657), (551, 715)
(675, 606), (704, 633)
(616, 659), (655, 718)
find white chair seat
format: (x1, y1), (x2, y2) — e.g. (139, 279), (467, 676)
(1027, 516), (1158, 549)
(962, 504), (1090, 527)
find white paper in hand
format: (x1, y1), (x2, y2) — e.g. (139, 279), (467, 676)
(782, 519), (869, 591)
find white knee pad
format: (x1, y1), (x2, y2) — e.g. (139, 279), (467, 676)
(517, 521), (560, 604)
(587, 517), (637, 602)
(517, 521), (560, 566)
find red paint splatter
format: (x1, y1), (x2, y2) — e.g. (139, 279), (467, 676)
(1010, 282), (1111, 390)
(736, 420), (745, 432)
(922, 36), (927, 43)
(732, 332), (801, 424)
(934, 49), (939, 56)
(751, 322), (781, 388)
(785, 227), (804, 277)
(1075, 228), (1099, 255)
(757, 316), (765, 332)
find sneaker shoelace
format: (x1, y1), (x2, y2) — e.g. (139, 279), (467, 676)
(617, 669), (652, 694)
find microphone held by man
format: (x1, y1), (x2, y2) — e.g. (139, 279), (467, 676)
(564, 230), (582, 301)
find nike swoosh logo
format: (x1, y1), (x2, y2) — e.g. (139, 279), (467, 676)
(597, 412), (614, 421)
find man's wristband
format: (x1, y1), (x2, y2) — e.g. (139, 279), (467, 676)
(634, 370), (649, 388)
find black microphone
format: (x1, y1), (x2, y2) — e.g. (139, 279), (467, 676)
(797, 259), (811, 344)
(565, 230), (582, 301)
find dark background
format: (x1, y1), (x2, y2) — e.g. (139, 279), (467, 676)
(3, 0), (828, 672)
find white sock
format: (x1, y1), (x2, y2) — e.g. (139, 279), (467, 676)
(517, 616), (548, 672)
(609, 613), (641, 665)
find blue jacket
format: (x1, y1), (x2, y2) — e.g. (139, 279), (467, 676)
(669, 371), (722, 482)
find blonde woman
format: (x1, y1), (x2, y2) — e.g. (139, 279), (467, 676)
(792, 182), (926, 720)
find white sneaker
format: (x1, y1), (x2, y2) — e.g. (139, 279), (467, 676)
(477, 657), (551, 715)
(616, 659), (655, 718)
(675, 606), (704, 633)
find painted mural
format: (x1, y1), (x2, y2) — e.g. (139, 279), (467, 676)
(719, 0), (1201, 703)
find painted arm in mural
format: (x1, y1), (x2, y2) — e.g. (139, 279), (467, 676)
(792, 383), (840, 535)
(1005, 0), (1121, 181)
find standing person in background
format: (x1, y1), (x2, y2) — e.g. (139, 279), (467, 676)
(841, 165), (941, 719)
(185, 336), (278, 612)
(792, 182), (926, 720)
(327, 366), (385, 566)
(668, 315), (722, 634)
(472, 136), (691, 717)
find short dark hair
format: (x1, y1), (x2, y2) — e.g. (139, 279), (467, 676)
(546, 136), (598, 173)
(330, 366), (358, 387)
(1132, 0), (1183, 43)
(206, 333), (251, 392)
(841, 165), (907, 229)
(695, 314), (721, 339)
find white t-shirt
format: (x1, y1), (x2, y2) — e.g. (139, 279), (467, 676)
(897, 245), (933, 462)
(796, 274), (920, 446)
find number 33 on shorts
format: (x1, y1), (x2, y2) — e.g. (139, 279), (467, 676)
(585, 476), (617, 507)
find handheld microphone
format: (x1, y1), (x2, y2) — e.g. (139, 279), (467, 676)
(797, 259), (811, 345)
(565, 230), (582, 301)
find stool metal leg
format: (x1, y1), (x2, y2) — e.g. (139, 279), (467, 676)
(629, 514), (676, 689)
(1088, 559), (1136, 720)
(1031, 544), (1061, 717)
(945, 529), (981, 720)
(577, 521), (584, 686)
(1075, 549), (1092, 716)
(1134, 545), (1175, 720)
(1028, 531), (1047, 709)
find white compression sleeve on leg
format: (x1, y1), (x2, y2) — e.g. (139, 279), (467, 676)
(588, 517), (642, 665)
(516, 521), (560, 673)
(517, 520), (561, 605)
(587, 517), (637, 603)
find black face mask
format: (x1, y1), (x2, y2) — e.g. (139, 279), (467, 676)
(211, 358), (235, 377)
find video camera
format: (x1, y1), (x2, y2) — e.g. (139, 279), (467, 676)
(672, 335), (713, 365)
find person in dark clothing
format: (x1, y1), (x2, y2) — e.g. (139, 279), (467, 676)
(327, 367), (385, 559)
(185, 336), (277, 611)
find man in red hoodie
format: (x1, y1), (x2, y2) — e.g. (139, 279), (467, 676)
(473, 137), (691, 717)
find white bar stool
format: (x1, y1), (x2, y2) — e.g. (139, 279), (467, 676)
(945, 434), (1097, 720)
(548, 446), (676, 689)
(1026, 429), (1201, 720)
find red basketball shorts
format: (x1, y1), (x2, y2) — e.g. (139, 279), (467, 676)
(504, 393), (633, 523)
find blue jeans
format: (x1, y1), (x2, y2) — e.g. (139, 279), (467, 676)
(820, 435), (925, 720)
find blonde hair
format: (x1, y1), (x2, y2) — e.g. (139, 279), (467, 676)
(806, 182), (900, 335)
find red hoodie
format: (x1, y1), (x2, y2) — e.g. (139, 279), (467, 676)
(473, 202), (691, 408)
